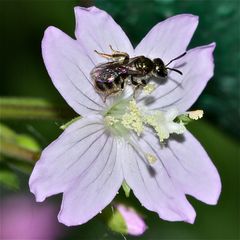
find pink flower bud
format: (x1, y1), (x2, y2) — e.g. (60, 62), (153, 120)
(116, 204), (147, 236)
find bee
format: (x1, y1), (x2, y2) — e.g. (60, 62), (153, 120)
(90, 45), (186, 102)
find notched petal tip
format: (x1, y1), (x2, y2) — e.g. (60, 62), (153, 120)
(57, 209), (89, 227)
(42, 26), (62, 42)
(173, 13), (199, 20)
(187, 211), (196, 224)
(158, 200), (196, 224)
(74, 6), (108, 21)
(57, 195), (82, 227)
(208, 42), (216, 65)
(29, 178), (47, 203)
(200, 42), (216, 77)
(199, 42), (216, 55)
(165, 13), (199, 27)
(204, 171), (222, 205)
(74, 6), (101, 14)
(41, 26), (64, 52)
(29, 186), (46, 203)
(57, 211), (75, 227)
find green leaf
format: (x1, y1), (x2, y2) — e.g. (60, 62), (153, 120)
(0, 97), (76, 120)
(0, 169), (19, 190)
(16, 134), (40, 152)
(0, 123), (40, 162)
(7, 159), (33, 174)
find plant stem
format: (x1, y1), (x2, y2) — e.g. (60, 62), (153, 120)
(1, 141), (40, 162)
(0, 97), (76, 120)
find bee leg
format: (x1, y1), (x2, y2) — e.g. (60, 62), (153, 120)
(132, 77), (148, 98)
(102, 92), (112, 103)
(94, 48), (129, 63)
(102, 95), (107, 103)
(109, 45), (129, 57)
(133, 86), (141, 99)
(109, 45), (129, 63)
(121, 81), (125, 90)
(102, 89), (123, 103)
(131, 77), (141, 98)
(94, 50), (115, 60)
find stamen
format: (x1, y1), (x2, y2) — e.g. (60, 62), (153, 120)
(188, 110), (204, 120)
(104, 98), (188, 144)
(104, 116), (119, 126)
(121, 100), (144, 136)
(143, 112), (170, 142)
(129, 137), (156, 165)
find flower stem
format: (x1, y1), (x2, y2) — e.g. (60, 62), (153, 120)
(1, 140), (40, 162)
(0, 97), (76, 120)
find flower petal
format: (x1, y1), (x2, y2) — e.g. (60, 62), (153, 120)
(58, 139), (123, 226)
(29, 115), (109, 202)
(143, 129), (221, 205)
(42, 26), (104, 116)
(122, 140), (196, 223)
(139, 43), (216, 112)
(74, 6), (134, 63)
(168, 132), (221, 204)
(134, 14), (198, 63)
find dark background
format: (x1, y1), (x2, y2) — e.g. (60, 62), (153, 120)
(1, 0), (239, 239)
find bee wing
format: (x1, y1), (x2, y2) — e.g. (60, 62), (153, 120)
(90, 62), (127, 83)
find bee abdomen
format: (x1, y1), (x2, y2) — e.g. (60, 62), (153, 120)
(105, 81), (114, 90)
(95, 81), (107, 91)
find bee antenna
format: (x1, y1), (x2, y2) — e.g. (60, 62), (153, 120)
(166, 68), (183, 75)
(166, 52), (186, 67)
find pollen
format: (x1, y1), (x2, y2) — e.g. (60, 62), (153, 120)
(104, 116), (119, 126)
(188, 110), (204, 120)
(144, 112), (169, 142)
(145, 153), (157, 164)
(143, 83), (156, 94)
(121, 100), (144, 136)
(105, 98), (187, 143)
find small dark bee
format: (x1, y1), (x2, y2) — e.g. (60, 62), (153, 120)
(90, 45), (186, 101)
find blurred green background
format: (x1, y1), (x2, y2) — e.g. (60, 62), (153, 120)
(1, 0), (239, 239)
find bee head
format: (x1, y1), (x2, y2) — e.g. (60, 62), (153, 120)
(153, 52), (187, 78)
(152, 58), (168, 78)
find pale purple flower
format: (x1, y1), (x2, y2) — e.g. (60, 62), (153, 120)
(29, 6), (221, 226)
(0, 195), (63, 239)
(116, 204), (147, 236)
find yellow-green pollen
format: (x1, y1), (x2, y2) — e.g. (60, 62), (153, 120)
(143, 83), (156, 94)
(104, 99), (203, 165)
(145, 153), (157, 164)
(121, 100), (144, 136)
(105, 116), (119, 126)
(104, 99), (203, 143)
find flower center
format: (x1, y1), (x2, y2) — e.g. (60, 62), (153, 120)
(104, 98), (187, 142)
(103, 96), (203, 164)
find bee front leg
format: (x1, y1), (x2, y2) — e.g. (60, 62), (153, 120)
(133, 86), (142, 99)
(131, 77), (147, 98)
(102, 88), (124, 103)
